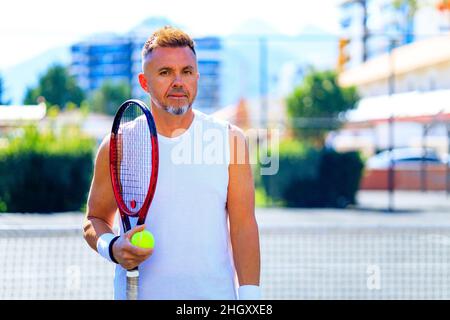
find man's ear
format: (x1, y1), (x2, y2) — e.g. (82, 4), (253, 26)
(138, 73), (149, 93)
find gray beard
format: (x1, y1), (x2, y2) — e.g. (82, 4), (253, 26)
(151, 96), (192, 115)
(163, 104), (192, 116)
(150, 95), (192, 116)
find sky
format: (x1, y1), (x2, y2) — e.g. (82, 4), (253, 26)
(0, 0), (342, 70)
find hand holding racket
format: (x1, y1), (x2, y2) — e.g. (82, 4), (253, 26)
(109, 99), (159, 300)
(110, 224), (153, 270)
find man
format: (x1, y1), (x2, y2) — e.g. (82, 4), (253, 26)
(83, 26), (260, 300)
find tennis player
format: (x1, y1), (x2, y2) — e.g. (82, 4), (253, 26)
(83, 26), (261, 300)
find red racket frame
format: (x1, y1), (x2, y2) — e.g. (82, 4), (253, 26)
(109, 99), (159, 230)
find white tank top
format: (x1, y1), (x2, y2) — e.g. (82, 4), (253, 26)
(113, 109), (237, 300)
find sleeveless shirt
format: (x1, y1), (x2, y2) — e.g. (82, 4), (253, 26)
(113, 109), (237, 299)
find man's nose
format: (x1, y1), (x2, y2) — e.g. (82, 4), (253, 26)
(172, 74), (184, 87)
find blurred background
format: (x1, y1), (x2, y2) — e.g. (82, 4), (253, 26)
(1, 0), (450, 299)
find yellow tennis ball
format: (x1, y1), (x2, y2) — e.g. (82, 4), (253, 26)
(131, 230), (155, 249)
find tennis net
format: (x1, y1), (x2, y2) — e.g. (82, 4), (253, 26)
(1, 225), (449, 299)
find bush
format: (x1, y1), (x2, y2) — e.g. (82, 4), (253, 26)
(0, 125), (95, 213)
(260, 141), (364, 208)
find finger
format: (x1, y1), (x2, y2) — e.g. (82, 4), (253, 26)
(122, 240), (153, 257)
(123, 256), (148, 270)
(121, 255), (143, 269)
(133, 255), (152, 267)
(129, 245), (153, 257)
(123, 262), (139, 270)
(125, 224), (147, 240)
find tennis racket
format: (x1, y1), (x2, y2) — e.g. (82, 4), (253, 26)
(109, 99), (159, 300)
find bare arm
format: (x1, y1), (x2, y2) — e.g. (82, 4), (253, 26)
(227, 125), (260, 287)
(83, 135), (152, 269)
(83, 135), (118, 251)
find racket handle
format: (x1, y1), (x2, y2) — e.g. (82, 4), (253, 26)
(126, 269), (139, 300)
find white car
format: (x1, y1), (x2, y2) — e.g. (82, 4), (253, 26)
(366, 148), (445, 169)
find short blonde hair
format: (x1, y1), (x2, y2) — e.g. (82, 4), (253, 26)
(142, 26), (196, 59)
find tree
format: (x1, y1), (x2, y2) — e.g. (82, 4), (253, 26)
(286, 69), (359, 147)
(23, 64), (85, 108)
(90, 81), (131, 115)
(0, 73), (11, 105)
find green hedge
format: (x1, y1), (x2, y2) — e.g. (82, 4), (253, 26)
(260, 140), (364, 208)
(0, 125), (95, 213)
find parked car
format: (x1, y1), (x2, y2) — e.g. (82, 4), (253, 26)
(366, 148), (445, 169)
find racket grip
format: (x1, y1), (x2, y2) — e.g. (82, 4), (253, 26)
(126, 269), (139, 300)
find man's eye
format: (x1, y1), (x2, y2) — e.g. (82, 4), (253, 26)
(159, 70), (169, 76)
(184, 70), (192, 75)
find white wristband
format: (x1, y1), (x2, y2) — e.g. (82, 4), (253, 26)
(96, 233), (116, 262)
(238, 285), (261, 300)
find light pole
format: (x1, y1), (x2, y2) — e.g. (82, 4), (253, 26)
(259, 36), (270, 206)
(447, 123), (450, 196)
(387, 38), (397, 212)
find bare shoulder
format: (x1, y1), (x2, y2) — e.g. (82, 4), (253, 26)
(85, 133), (117, 224)
(228, 124), (249, 166)
(96, 134), (110, 163)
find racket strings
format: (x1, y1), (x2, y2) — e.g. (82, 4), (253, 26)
(113, 103), (153, 215)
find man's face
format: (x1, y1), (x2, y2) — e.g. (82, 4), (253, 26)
(139, 46), (199, 115)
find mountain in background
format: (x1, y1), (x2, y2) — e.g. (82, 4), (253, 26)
(3, 46), (70, 105)
(2, 17), (338, 106)
(220, 20), (338, 106)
